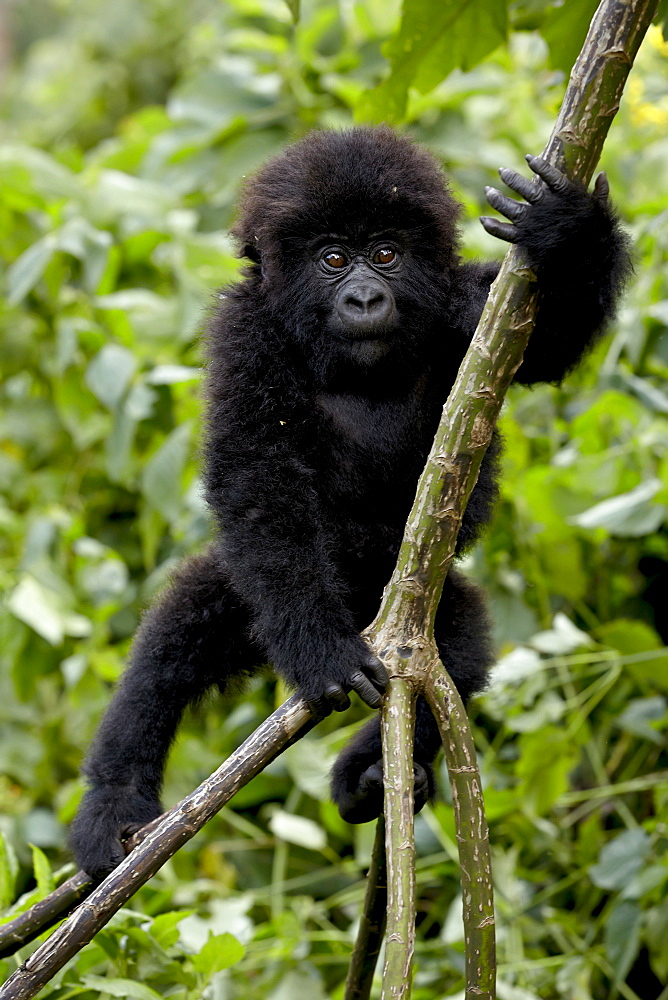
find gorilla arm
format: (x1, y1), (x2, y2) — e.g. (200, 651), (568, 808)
(452, 156), (632, 386)
(204, 310), (388, 714)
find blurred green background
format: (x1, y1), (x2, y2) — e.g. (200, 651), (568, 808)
(0, 1), (667, 998)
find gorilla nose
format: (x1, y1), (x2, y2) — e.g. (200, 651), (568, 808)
(337, 280), (393, 328)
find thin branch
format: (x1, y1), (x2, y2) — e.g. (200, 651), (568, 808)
(344, 816), (387, 1000)
(0, 696), (314, 1000)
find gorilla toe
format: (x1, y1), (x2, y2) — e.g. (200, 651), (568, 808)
(333, 759), (434, 824)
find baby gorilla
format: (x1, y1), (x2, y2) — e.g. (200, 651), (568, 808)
(71, 127), (631, 879)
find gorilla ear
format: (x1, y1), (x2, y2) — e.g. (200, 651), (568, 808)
(241, 241), (262, 264)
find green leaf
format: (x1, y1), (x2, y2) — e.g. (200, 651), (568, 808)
(358, 0), (507, 122)
(29, 844), (54, 896)
(616, 697), (666, 745)
(596, 619), (668, 690)
(605, 900), (642, 984)
(541, 0), (599, 75)
(149, 910), (193, 950)
(81, 976), (162, 1000)
(589, 829), (651, 890)
(141, 422), (192, 523)
(7, 576), (91, 646)
(85, 345), (138, 411)
(6, 239), (56, 305)
(0, 832), (18, 910)
(570, 478), (666, 537)
(191, 932), (245, 976)
(268, 810), (327, 851)
(516, 727), (579, 815)
(146, 365), (201, 385)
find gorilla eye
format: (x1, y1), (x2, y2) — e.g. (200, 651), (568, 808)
(373, 248), (396, 265)
(323, 251), (348, 269)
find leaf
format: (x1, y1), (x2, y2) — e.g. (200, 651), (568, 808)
(81, 976), (162, 1000)
(596, 619), (668, 689)
(29, 844), (54, 896)
(491, 646), (543, 686)
(616, 697), (666, 745)
(268, 810), (327, 851)
(285, 739), (332, 800)
(6, 238), (56, 305)
(146, 365), (201, 385)
(190, 932), (245, 976)
(141, 422), (192, 523)
(570, 478), (666, 537)
(589, 828), (651, 890)
(604, 900), (642, 984)
(8, 576), (69, 646)
(283, 0), (300, 22)
(148, 910), (193, 950)
(516, 727), (579, 815)
(529, 613), (593, 655)
(0, 832), (18, 910)
(358, 0), (507, 122)
(85, 344), (138, 411)
(541, 0), (599, 75)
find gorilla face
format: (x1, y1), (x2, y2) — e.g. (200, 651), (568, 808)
(316, 238), (402, 363)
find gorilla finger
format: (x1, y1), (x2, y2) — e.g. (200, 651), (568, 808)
(349, 670), (384, 708)
(485, 187), (526, 221)
(480, 217), (518, 244)
(360, 762), (384, 793)
(362, 653), (389, 691)
(498, 167), (541, 204)
(325, 683), (351, 712)
(593, 171), (610, 202)
(306, 693), (335, 719)
(525, 155), (572, 194)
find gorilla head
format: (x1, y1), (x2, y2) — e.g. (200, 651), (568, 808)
(232, 127), (462, 372)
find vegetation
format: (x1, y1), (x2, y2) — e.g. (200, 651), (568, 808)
(0, 2), (667, 998)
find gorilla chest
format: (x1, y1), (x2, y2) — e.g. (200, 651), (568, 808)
(314, 391), (435, 499)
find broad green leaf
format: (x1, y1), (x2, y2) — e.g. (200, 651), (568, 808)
(570, 478), (666, 537)
(81, 976), (162, 1000)
(147, 365), (201, 385)
(30, 844), (54, 896)
(541, 0), (599, 75)
(616, 697), (666, 744)
(191, 932), (245, 976)
(589, 829), (651, 890)
(141, 422), (192, 523)
(517, 727), (579, 815)
(269, 810), (327, 851)
(0, 831), (18, 910)
(6, 239), (56, 305)
(604, 900), (642, 984)
(7, 576), (91, 646)
(358, 0), (507, 122)
(148, 910), (193, 950)
(85, 344), (137, 411)
(529, 613), (593, 655)
(596, 619), (668, 689)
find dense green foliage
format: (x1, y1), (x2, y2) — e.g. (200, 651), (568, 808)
(0, 1), (667, 998)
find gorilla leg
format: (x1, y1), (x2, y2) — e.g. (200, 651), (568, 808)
(331, 569), (494, 823)
(70, 547), (258, 881)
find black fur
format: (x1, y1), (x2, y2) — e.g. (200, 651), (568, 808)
(70, 127), (631, 878)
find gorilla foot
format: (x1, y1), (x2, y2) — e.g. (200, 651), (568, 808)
(69, 785), (163, 883)
(334, 759), (434, 824)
